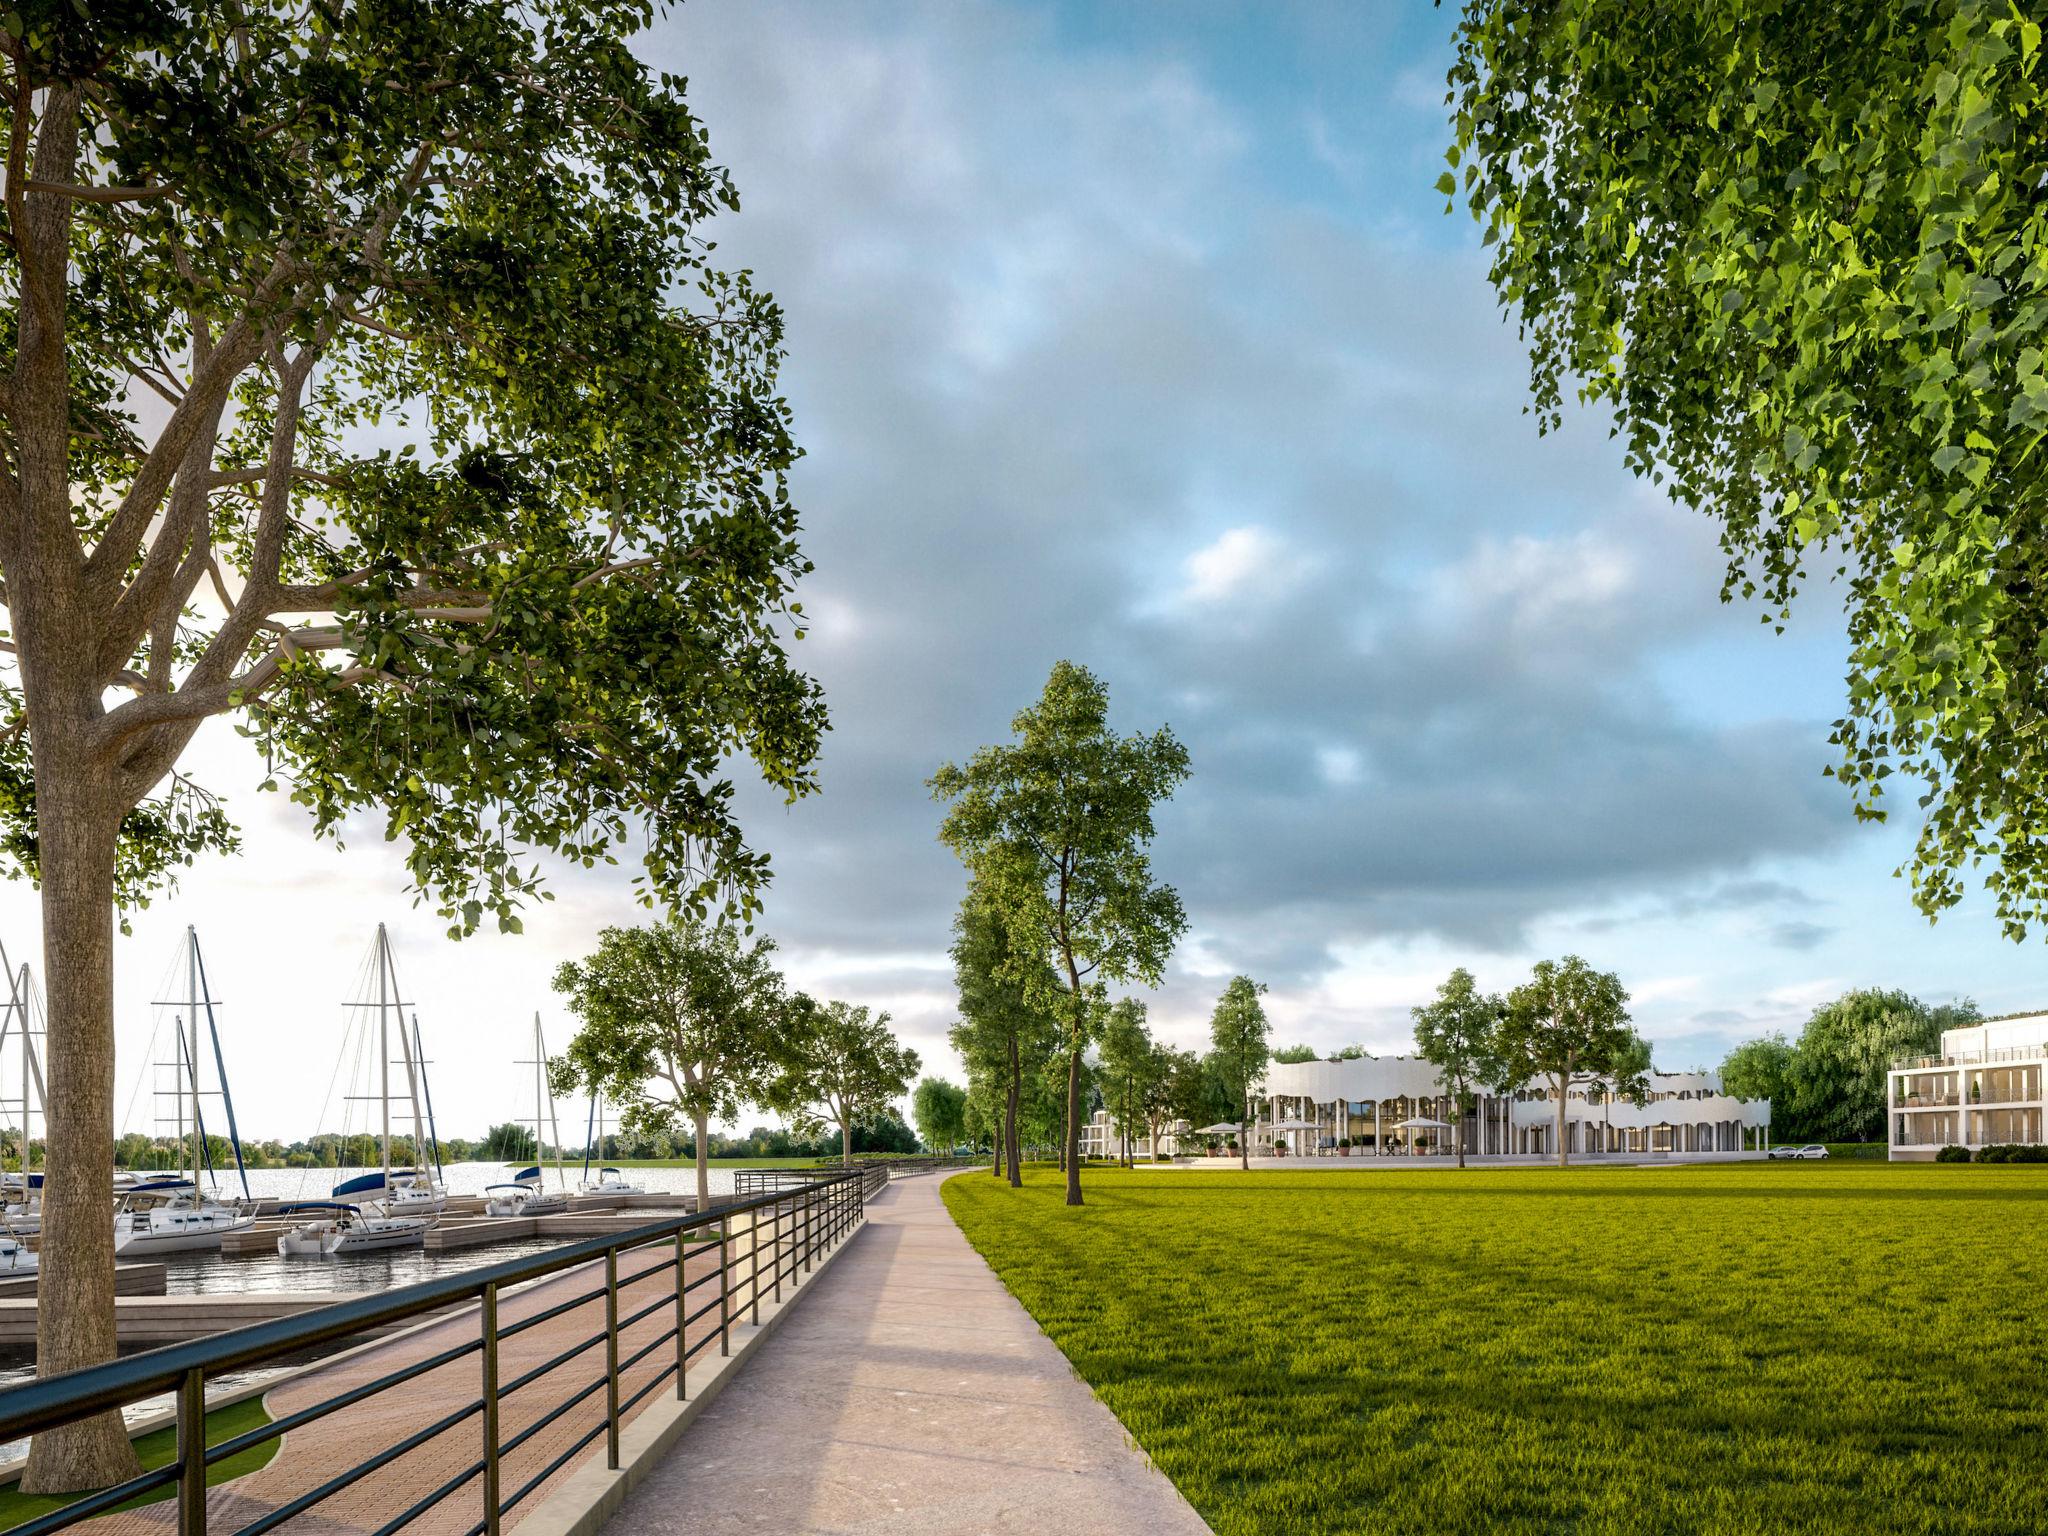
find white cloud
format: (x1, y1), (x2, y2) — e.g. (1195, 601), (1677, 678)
(1177, 525), (1307, 606)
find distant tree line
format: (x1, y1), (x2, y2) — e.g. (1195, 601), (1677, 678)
(1719, 990), (1981, 1143)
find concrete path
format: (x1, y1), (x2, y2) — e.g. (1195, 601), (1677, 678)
(603, 1172), (1211, 1536)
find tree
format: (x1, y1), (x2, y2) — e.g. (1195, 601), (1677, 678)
(480, 1122), (537, 1163)
(1143, 1045), (1195, 1161)
(1271, 1043), (1320, 1064)
(1097, 998), (1162, 1167)
(1719, 1033), (1802, 1136)
(931, 661), (1190, 1206)
(1, 5), (825, 1490)
(1788, 990), (1979, 1141)
(1447, 2), (2048, 940)
(1209, 976), (1271, 1172)
(772, 1001), (920, 1168)
(911, 1077), (969, 1154)
(1494, 957), (1649, 1168)
(552, 921), (792, 1214)
(1411, 967), (1505, 1169)
(947, 877), (1058, 1189)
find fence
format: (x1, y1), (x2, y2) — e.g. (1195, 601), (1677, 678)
(0, 1167), (882, 1536)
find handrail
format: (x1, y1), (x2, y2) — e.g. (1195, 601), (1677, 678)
(0, 1166), (885, 1536)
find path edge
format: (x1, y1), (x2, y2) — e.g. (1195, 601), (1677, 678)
(512, 1209), (869, 1536)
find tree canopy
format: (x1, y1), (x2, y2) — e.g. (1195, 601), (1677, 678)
(771, 999), (920, 1167)
(946, 875), (1058, 1187)
(931, 660), (1190, 1205)
(1209, 975), (1271, 1171)
(551, 919), (792, 1210)
(1411, 966), (1505, 1168)
(1448, 0), (2048, 937)
(911, 1076), (969, 1154)
(1495, 956), (1648, 1167)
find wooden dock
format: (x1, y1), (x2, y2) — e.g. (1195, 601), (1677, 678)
(0, 1291), (418, 1346)
(0, 1263), (166, 1300)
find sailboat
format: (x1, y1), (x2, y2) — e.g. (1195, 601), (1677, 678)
(580, 1094), (644, 1196)
(114, 928), (256, 1257)
(485, 1015), (570, 1218)
(0, 945), (46, 1237)
(278, 926), (440, 1256)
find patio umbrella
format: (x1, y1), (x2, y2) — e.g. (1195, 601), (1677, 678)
(1270, 1119), (1320, 1131)
(1193, 1122), (1242, 1135)
(1393, 1117), (1451, 1130)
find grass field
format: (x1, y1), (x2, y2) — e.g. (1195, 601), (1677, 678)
(944, 1164), (2048, 1535)
(0, 1397), (276, 1532)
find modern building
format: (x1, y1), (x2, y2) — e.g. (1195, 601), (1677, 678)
(1077, 1056), (1771, 1161)
(1250, 1056), (1771, 1158)
(1889, 1014), (2047, 1159)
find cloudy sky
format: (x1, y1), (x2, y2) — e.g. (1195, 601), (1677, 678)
(5, 0), (2040, 1145)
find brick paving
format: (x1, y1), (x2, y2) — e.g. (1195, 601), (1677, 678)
(94, 1198), (834, 1536)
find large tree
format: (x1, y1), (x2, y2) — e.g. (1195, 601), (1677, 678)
(0, 1), (823, 1490)
(771, 1000), (920, 1168)
(1448, 1), (2048, 940)
(1494, 957), (1649, 1168)
(1411, 967), (1505, 1169)
(947, 876), (1057, 1189)
(1209, 975), (1271, 1172)
(552, 921), (793, 1215)
(931, 661), (1190, 1206)
(1790, 989), (1978, 1142)
(1719, 1033), (1802, 1137)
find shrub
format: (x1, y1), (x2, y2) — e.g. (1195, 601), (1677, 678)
(1936, 1145), (1972, 1163)
(1974, 1144), (2048, 1163)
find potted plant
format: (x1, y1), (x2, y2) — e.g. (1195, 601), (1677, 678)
(1338, 1137), (1352, 1158)
(1971, 1082), (1982, 1104)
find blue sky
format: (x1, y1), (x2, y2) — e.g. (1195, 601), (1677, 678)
(4, 0), (2041, 1141)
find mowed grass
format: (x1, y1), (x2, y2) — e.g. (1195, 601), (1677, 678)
(944, 1164), (2048, 1535)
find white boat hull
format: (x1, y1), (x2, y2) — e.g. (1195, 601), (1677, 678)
(278, 1213), (432, 1256)
(0, 1238), (35, 1273)
(115, 1211), (253, 1257)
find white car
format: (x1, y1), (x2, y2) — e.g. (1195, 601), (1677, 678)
(1768, 1144), (1829, 1160)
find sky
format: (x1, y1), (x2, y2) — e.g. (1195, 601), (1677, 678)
(6, 0), (2045, 1145)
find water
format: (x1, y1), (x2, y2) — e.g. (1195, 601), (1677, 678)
(224, 1160), (737, 1203)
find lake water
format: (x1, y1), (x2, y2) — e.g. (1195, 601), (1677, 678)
(225, 1160), (738, 1202)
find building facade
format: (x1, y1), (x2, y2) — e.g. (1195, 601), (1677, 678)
(1076, 1056), (1771, 1161)
(1250, 1057), (1771, 1158)
(1889, 1015), (2047, 1160)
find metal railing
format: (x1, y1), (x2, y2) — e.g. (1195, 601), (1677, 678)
(0, 1167), (883, 1536)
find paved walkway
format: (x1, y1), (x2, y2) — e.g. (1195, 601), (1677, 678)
(603, 1172), (1210, 1536)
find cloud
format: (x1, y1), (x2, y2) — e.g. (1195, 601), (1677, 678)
(1175, 526), (1308, 606)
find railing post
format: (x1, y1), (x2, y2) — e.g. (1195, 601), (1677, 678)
(750, 1204), (762, 1325)
(481, 1282), (501, 1536)
(719, 1216), (731, 1356)
(177, 1364), (206, 1536)
(674, 1229), (688, 1400)
(773, 1195), (784, 1304)
(604, 1247), (621, 1470)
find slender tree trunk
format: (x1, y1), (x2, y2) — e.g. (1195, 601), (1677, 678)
(1004, 1032), (1021, 1188)
(23, 778), (140, 1493)
(1456, 1085), (1467, 1169)
(692, 1105), (710, 1212)
(1064, 1046), (1082, 1206)
(1240, 1082), (1250, 1171)
(841, 1113), (852, 1169)
(1554, 1071), (1570, 1169)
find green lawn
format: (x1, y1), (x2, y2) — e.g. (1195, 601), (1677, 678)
(944, 1165), (2048, 1536)
(0, 1397), (277, 1532)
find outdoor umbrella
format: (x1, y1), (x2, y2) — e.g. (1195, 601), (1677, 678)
(1193, 1123), (1242, 1135)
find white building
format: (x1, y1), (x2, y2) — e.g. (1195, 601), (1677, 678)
(1077, 1055), (1771, 1162)
(1889, 1015), (2047, 1160)
(1249, 1056), (1771, 1158)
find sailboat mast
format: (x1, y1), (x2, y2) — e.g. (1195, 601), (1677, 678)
(377, 924), (391, 1185)
(185, 929), (204, 1186)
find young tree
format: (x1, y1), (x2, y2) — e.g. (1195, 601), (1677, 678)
(0, 7), (823, 1489)
(911, 1076), (969, 1154)
(1142, 1045), (1195, 1162)
(552, 922), (792, 1214)
(772, 1001), (920, 1167)
(931, 661), (1190, 1206)
(1210, 976), (1271, 1172)
(1494, 957), (1649, 1168)
(1097, 998), (1161, 1167)
(1447, 3), (2048, 939)
(1411, 967), (1505, 1169)
(947, 878), (1058, 1189)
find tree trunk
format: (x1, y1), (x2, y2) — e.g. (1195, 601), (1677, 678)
(1063, 1047), (1082, 1206)
(1456, 1086), (1467, 1169)
(23, 780), (140, 1493)
(1554, 1073), (1570, 1169)
(1004, 1032), (1021, 1188)
(841, 1114), (852, 1169)
(692, 1104), (710, 1213)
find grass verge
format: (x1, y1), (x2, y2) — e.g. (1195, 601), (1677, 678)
(945, 1164), (2047, 1535)
(0, 1397), (278, 1532)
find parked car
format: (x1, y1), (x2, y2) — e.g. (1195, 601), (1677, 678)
(1768, 1144), (1830, 1160)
